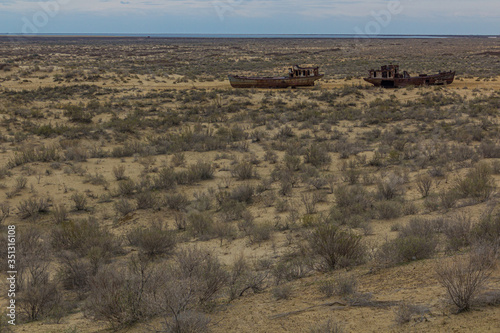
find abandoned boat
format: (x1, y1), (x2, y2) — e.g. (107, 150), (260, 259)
(228, 65), (324, 88)
(364, 65), (455, 88)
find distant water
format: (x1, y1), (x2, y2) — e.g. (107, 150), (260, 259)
(1, 33), (498, 39)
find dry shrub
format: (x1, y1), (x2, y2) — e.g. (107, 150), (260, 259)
(394, 302), (429, 325)
(309, 318), (344, 333)
(230, 184), (255, 204)
(248, 222), (273, 244)
(273, 250), (312, 285)
(127, 221), (176, 258)
(114, 197), (136, 216)
(0, 202), (10, 224)
(454, 162), (495, 202)
(332, 185), (373, 224)
(415, 173), (433, 198)
(443, 213), (473, 252)
(56, 251), (93, 296)
(301, 192), (321, 215)
(318, 280), (335, 298)
(135, 190), (158, 210)
(340, 162), (361, 185)
(18, 270), (61, 322)
(86, 248), (225, 330)
(213, 221), (237, 246)
(231, 161), (255, 180)
(17, 196), (50, 221)
(187, 211), (214, 239)
(112, 165), (127, 180)
(228, 255), (268, 300)
(164, 192), (190, 211)
(15, 229), (61, 322)
(272, 285), (292, 300)
(14, 175), (27, 190)
(52, 204), (68, 224)
(85, 257), (161, 328)
(163, 311), (211, 333)
(154, 167), (177, 190)
(308, 224), (365, 270)
(7, 145), (60, 168)
(399, 217), (440, 238)
(218, 199), (246, 222)
(174, 247), (228, 306)
(439, 188), (459, 210)
(188, 160), (215, 181)
(435, 248), (493, 312)
(51, 217), (121, 257)
(64, 145), (88, 162)
(334, 273), (358, 297)
(376, 172), (405, 200)
(304, 143), (332, 169)
(473, 213), (500, 245)
(374, 200), (403, 220)
(377, 218), (438, 266)
(171, 152), (186, 167)
(116, 179), (136, 196)
(70, 192), (88, 211)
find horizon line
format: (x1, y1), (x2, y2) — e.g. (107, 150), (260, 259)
(1, 33), (499, 38)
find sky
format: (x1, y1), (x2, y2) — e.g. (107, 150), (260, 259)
(0, 0), (498, 35)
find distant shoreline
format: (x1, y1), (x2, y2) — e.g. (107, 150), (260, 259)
(0, 33), (498, 39)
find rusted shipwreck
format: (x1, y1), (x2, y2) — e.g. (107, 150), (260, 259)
(228, 65), (324, 88)
(364, 65), (455, 88)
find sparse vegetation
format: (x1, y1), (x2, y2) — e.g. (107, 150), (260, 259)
(1, 36), (500, 332)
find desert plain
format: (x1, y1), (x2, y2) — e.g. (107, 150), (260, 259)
(0, 36), (499, 332)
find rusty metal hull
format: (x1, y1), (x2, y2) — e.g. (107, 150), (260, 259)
(364, 71), (455, 88)
(228, 74), (324, 88)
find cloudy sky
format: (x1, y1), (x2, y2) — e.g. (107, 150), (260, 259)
(0, 0), (498, 35)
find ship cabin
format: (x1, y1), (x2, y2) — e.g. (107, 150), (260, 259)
(367, 65), (411, 87)
(289, 65), (320, 78)
(368, 65), (412, 79)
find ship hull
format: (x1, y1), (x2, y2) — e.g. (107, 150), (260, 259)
(364, 71), (455, 88)
(228, 74), (324, 88)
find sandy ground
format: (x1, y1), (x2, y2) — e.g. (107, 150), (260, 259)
(1, 65), (499, 332)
